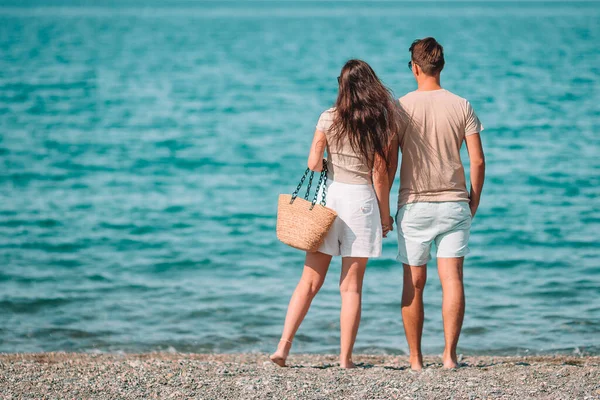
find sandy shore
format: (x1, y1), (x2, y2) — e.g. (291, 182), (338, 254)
(0, 353), (599, 399)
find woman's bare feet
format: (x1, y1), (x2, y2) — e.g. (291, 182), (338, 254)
(340, 359), (356, 369)
(409, 354), (423, 371)
(269, 339), (292, 367)
(442, 350), (459, 369)
(269, 352), (287, 367)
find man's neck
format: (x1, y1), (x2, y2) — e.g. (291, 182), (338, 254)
(416, 76), (442, 91)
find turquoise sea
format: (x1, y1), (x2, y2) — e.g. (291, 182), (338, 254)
(1, 1), (599, 356)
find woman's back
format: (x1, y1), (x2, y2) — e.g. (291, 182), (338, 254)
(316, 108), (373, 185)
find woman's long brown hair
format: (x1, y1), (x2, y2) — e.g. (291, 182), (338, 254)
(330, 59), (399, 166)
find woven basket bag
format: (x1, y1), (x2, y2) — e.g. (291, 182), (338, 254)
(276, 160), (337, 252)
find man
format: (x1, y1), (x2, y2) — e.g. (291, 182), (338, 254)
(388, 37), (486, 370)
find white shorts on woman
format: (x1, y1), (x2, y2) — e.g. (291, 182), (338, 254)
(317, 180), (382, 258)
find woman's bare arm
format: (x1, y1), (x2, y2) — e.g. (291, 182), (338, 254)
(307, 129), (327, 171)
(373, 151), (393, 238)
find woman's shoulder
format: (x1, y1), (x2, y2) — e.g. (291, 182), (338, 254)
(316, 108), (336, 132)
(320, 107), (336, 119)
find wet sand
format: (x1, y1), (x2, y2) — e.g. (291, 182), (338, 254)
(1, 353), (599, 399)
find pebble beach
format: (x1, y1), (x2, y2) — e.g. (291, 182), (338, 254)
(1, 353), (599, 399)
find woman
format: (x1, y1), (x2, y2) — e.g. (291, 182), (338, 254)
(270, 59), (400, 368)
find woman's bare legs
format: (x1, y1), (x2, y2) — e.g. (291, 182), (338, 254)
(339, 257), (368, 369)
(270, 251), (332, 367)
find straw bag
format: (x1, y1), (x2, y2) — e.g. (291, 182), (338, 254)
(276, 160), (337, 252)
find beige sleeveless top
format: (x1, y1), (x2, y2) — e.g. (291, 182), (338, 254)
(316, 108), (373, 185)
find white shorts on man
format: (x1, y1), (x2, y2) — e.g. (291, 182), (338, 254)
(396, 201), (471, 265)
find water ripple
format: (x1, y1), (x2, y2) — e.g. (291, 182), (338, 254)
(0, 1), (598, 355)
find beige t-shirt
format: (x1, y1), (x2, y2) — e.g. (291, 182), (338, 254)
(397, 89), (483, 206)
(316, 108), (373, 185)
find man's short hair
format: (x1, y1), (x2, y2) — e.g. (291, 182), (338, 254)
(409, 37), (445, 76)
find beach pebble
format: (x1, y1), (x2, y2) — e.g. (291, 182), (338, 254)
(0, 353), (598, 399)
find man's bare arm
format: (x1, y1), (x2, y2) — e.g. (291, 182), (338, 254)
(465, 133), (485, 217)
(387, 136), (399, 190)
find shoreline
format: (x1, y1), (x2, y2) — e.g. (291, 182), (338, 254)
(1, 353), (599, 399)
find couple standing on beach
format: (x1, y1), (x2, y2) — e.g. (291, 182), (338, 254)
(271, 37), (485, 370)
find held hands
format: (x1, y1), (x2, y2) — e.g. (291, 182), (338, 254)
(381, 215), (394, 238)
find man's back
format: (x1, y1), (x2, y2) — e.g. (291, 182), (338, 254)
(397, 89), (483, 206)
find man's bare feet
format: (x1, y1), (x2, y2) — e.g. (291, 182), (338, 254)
(409, 354), (423, 371)
(269, 339), (292, 367)
(442, 360), (458, 369)
(442, 351), (459, 369)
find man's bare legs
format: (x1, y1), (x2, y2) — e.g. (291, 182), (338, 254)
(339, 257), (368, 368)
(401, 264), (427, 370)
(437, 257), (465, 369)
(270, 251), (332, 367)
